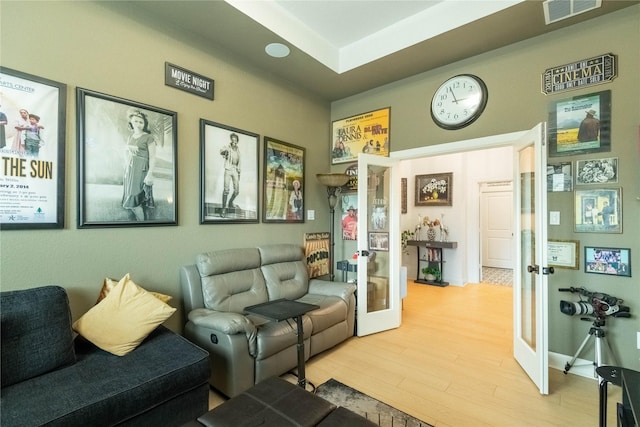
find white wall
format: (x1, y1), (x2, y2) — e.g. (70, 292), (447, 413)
(400, 146), (513, 285)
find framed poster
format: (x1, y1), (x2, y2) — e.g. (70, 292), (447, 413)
(304, 232), (329, 279)
(546, 162), (572, 192)
(575, 157), (618, 185)
(0, 67), (66, 230)
(547, 239), (579, 269)
(584, 246), (631, 277)
(574, 188), (621, 233)
(341, 194), (358, 240)
(331, 107), (390, 164)
(263, 137), (305, 223)
(200, 120), (259, 223)
(548, 90), (611, 157)
(415, 173), (453, 206)
(369, 232), (389, 251)
(76, 88), (177, 227)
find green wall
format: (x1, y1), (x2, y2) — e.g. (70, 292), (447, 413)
(330, 5), (640, 370)
(0, 1), (332, 330)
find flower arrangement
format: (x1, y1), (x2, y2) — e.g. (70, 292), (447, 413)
(401, 229), (415, 254)
(421, 178), (448, 199)
(422, 215), (440, 229)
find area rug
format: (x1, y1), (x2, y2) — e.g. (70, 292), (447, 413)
(315, 378), (433, 427)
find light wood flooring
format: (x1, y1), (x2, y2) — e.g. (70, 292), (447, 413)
(209, 281), (621, 426)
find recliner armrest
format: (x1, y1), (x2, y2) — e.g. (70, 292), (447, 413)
(188, 309), (257, 356)
(308, 280), (356, 303)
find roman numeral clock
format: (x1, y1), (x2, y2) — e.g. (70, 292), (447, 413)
(430, 74), (488, 130)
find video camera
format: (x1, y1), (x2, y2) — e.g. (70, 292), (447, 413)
(559, 286), (630, 319)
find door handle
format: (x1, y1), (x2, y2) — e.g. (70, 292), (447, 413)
(527, 265), (539, 274)
(356, 250), (370, 257)
(543, 267), (555, 275)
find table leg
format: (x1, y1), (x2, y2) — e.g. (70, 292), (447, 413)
(599, 378), (607, 427)
(294, 315), (306, 388)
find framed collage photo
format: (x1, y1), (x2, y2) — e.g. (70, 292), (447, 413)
(584, 246), (631, 277)
(331, 107), (390, 164)
(0, 67), (66, 230)
(200, 120), (259, 224)
(76, 88), (177, 227)
(548, 90), (611, 157)
(415, 173), (453, 206)
(263, 137), (305, 223)
(574, 188), (621, 233)
(575, 157), (618, 185)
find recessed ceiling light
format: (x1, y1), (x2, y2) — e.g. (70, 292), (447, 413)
(265, 42), (290, 58)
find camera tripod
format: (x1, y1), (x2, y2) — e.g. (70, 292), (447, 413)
(563, 316), (618, 376)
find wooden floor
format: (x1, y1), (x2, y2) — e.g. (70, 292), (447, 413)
(210, 282), (621, 426)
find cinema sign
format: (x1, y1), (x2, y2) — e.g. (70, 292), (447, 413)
(542, 53), (616, 95)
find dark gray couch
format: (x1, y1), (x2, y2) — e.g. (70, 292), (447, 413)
(0, 285), (210, 427)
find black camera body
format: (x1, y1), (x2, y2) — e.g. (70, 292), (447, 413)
(559, 287), (630, 319)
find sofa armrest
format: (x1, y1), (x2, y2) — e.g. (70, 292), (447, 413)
(308, 279), (356, 303)
(188, 309), (257, 356)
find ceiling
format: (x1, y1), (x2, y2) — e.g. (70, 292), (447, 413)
(102, 0), (636, 102)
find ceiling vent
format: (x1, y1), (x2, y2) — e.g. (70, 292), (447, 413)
(543, 0), (602, 24)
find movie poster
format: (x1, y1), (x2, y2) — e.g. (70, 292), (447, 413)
(304, 232), (329, 278)
(0, 68), (66, 229)
(331, 107), (390, 164)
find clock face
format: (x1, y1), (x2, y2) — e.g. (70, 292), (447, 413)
(430, 74), (488, 130)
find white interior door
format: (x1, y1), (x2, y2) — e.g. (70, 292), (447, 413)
(513, 123), (549, 395)
(356, 153), (401, 336)
(481, 183), (514, 268)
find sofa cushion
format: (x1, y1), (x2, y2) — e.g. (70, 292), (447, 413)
(0, 326), (210, 427)
(255, 316), (313, 360)
(0, 286), (76, 388)
(73, 275), (176, 356)
(297, 294), (348, 333)
(97, 274), (172, 304)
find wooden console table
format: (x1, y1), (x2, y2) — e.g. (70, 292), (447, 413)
(407, 240), (458, 287)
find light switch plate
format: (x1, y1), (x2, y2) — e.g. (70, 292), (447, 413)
(549, 211), (560, 225)
(307, 210), (315, 220)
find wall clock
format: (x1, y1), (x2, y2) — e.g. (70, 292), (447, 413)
(430, 74), (488, 130)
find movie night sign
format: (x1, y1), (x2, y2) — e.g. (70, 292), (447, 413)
(165, 62), (214, 100)
(542, 53), (616, 95)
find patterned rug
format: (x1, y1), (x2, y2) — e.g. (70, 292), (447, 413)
(315, 379), (433, 427)
(481, 267), (513, 286)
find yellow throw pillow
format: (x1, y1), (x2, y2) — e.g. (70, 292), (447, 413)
(74, 275), (176, 356)
(96, 274), (172, 304)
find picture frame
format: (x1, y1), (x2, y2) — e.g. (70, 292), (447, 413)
(415, 173), (453, 206)
(341, 194), (358, 240)
(331, 107), (390, 164)
(401, 177), (407, 213)
(200, 120), (259, 223)
(547, 239), (579, 270)
(369, 232), (389, 251)
(575, 157), (618, 185)
(574, 188), (621, 233)
(0, 67), (66, 230)
(76, 88), (177, 227)
(262, 137), (305, 223)
(548, 90), (611, 157)
(584, 246), (631, 277)
(547, 162), (572, 192)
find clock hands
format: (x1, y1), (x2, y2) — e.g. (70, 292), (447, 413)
(448, 86), (459, 104)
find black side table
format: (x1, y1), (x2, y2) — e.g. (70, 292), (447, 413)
(245, 299), (319, 389)
(596, 365), (640, 427)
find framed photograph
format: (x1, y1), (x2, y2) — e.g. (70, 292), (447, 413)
(341, 194), (358, 240)
(574, 188), (621, 233)
(547, 239), (579, 269)
(415, 173), (453, 206)
(584, 246), (631, 277)
(575, 157), (618, 185)
(547, 162), (572, 192)
(200, 120), (259, 223)
(401, 177), (407, 213)
(76, 88), (177, 227)
(548, 90), (611, 157)
(0, 67), (66, 230)
(263, 137), (305, 223)
(369, 232), (389, 251)
(331, 107), (390, 164)
(304, 232), (329, 278)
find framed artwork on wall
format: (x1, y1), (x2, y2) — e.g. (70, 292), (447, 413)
(547, 239), (579, 270)
(547, 162), (572, 192)
(584, 246), (631, 277)
(331, 107), (390, 164)
(341, 194), (358, 240)
(262, 137), (305, 223)
(548, 90), (611, 157)
(0, 67), (67, 230)
(574, 187), (621, 233)
(76, 88), (177, 227)
(415, 173), (453, 206)
(369, 232), (389, 251)
(575, 157), (618, 185)
(199, 120), (259, 224)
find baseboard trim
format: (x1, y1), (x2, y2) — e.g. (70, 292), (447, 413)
(549, 351), (599, 380)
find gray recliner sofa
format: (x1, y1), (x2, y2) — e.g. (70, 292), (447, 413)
(180, 243), (356, 397)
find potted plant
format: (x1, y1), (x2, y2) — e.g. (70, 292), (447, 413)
(401, 229), (415, 255)
(421, 266), (441, 281)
